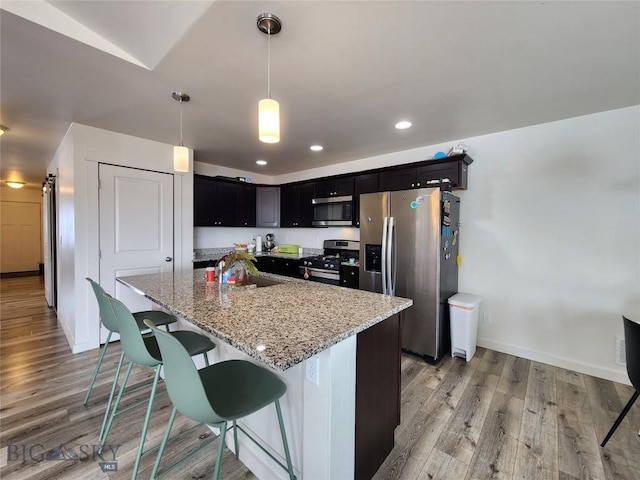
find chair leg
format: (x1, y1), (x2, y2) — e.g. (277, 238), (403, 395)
(98, 350), (125, 442)
(84, 331), (112, 405)
(233, 420), (238, 459)
(131, 365), (162, 480)
(601, 390), (639, 447)
(150, 406), (178, 480)
(212, 422), (228, 480)
(100, 360), (133, 449)
(275, 399), (295, 480)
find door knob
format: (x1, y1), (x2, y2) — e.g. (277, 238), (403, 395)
(165, 257), (173, 262)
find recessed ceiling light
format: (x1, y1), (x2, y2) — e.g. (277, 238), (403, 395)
(395, 120), (412, 130)
(310, 145), (323, 152)
(256, 160), (267, 166)
(0, 125), (8, 136)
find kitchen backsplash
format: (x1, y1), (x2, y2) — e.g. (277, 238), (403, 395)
(194, 226), (360, 250)
(194, 246), (324, 261)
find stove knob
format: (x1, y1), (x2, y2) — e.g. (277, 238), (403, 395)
(324, 263), (329, 268)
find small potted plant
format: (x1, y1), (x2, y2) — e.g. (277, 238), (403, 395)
(219, 247), (258, 285)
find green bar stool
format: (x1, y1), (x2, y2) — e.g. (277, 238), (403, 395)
(102, 294), (216, 480)
(84, 278), (177, 406)
(144, 319), (296, 480)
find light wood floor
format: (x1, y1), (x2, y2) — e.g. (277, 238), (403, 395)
(1, 276), (639, 479)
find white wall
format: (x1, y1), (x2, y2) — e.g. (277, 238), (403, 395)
(457, 106), (639, 384)
(49, 124), (194, 353)
(195, 106), (639, 383)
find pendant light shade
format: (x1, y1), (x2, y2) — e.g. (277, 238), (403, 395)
(173, 145), (189, 172)
(258, 98), (280, 143)
(172, 92), (190, 172)
(257, 13), (282, 144)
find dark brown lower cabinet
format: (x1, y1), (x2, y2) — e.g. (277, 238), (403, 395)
(355, 313), (401, 480)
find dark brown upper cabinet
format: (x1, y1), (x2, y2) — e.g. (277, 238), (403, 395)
(280, 182), (316, 227)
(353, 173), (380, 227)
(314, 176), (354, 198)
(237, 184), (257, 227)
(194, 175), (255, 227)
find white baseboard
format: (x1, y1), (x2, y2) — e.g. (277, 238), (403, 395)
(477, 337), (631, 386)
(58, 318), (76, 352)
(71, 340), (96, 354)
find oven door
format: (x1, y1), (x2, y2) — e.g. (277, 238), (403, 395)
(312, 196), (353, 227)
(299, 266), (340, 286)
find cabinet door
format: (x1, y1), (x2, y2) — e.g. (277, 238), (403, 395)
(378, 167), (418, 191)
(256, 256), (278, 274)
(354, 174), (379, 195)
(215, 181), (240, 226)
(335, 176), (354, 196)
(298, 183), (316, 227)
(256, 187), (280, 227)
(194, 176), (216, 226)
(353, 173), (379, 227)
(277, 258), (301, 278)
(416, 163), (459, 189)
(315, 177), (354, 197)
(237, 184), (256, 227)
(314, 179), (334, 198)
(280, 185), (298, 227)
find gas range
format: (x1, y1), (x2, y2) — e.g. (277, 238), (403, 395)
(300, 240), (359, 286)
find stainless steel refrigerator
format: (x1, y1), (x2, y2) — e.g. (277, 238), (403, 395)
(359, 188), (460, 362)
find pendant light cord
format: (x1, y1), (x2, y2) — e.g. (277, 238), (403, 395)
(179, 100), (184, 147)
(267, 25), (271, 99)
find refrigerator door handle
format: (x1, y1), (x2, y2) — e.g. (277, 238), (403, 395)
(387, 216), (394, 295)
(388, 216), (396, 296)
(381, 216), (388, 295)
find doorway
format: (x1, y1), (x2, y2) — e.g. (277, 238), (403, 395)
(98, 164), (174, 342)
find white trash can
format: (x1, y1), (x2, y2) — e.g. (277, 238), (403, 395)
(448, 293), (482, 362)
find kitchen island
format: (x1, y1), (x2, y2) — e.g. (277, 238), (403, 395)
(118, 270), (412, 480)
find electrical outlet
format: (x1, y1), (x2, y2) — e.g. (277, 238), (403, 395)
(615, 335), (626, 365)
(483, 313), (491, 324)
(305, 356), (320, 385)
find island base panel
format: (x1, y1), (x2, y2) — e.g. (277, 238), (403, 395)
(355, 313), (401, 480)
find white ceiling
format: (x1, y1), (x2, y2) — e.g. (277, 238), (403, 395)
(1, 1), (639, 188)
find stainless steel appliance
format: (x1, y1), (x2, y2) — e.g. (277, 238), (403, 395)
(264, 233), (276, 251)
(311, 196), (353, 226)
(300, 239), (359, 286)
(359, 188), (460, 362)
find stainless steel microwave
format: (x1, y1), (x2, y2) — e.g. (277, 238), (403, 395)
(311, 196), (353, 226)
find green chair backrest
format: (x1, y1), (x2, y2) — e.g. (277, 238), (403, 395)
(143, 320), (221, 425)
(86, 278), (119, 333)
(106, 295), (161, 368)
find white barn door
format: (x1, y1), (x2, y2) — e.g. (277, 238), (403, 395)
(98, 164), (174, 342)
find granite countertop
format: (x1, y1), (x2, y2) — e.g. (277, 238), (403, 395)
(117, 270), (412, 371)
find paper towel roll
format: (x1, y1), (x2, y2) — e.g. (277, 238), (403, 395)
(255, 235), (262, 252)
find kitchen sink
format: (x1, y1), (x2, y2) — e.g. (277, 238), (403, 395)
(247, 276), (283, 288)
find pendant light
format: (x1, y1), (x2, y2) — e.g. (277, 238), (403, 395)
(172, 92), (190, 172)
(257, 13), (282, 144)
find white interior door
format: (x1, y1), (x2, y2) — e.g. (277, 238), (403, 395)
(99, 164), (174, 342)
(0, 201), (42, 273)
